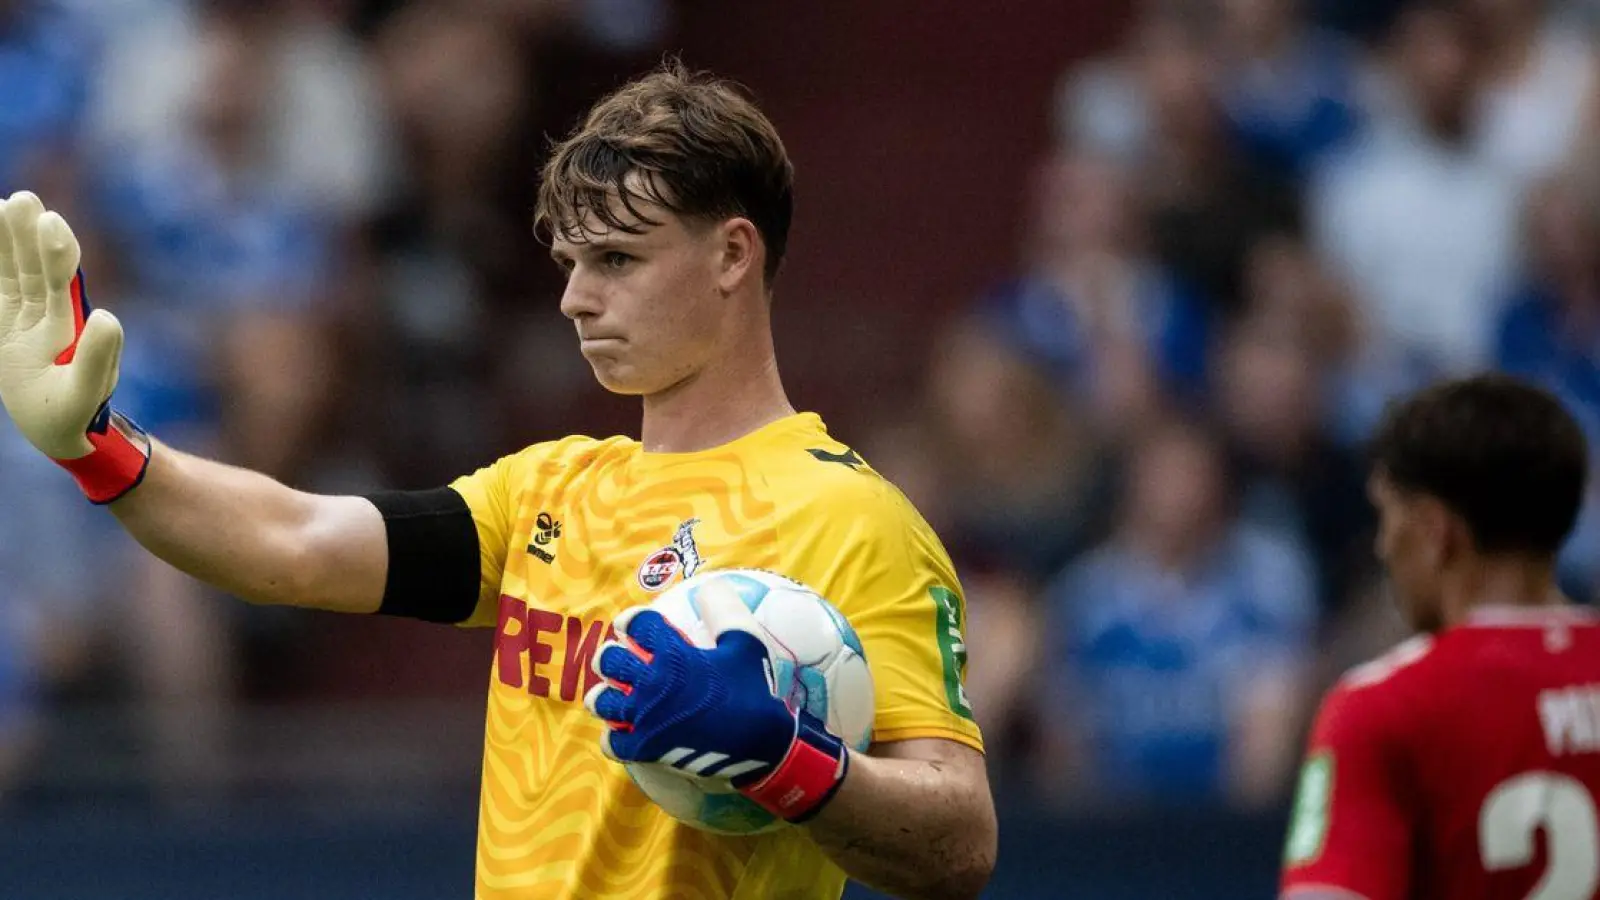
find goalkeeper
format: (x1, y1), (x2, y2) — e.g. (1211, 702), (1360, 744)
(0, 63), (996, 900)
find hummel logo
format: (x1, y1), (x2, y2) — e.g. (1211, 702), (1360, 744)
(528, 512), (562, 564)
(807, 447), (865, 469)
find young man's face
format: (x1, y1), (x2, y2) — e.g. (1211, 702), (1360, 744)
(550, 199), (734, 397)
(1369, 471), (1447, 632)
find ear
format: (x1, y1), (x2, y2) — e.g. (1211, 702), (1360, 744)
(1439, 506), (1480, 566)
(1417, 498), (1457, 568)
(715, 217), (762, 294)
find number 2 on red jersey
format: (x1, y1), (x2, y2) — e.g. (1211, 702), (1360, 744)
(1479, 772), (1599, 899)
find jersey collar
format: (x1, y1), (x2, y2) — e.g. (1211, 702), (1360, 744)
(1461, 604), (1597, 627)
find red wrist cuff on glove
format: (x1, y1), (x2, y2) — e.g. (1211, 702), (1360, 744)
(54, 408), (152, 505)
(740, 732), (849, 823)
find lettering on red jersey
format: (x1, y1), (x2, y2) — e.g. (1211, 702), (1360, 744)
(1538, 685), (1600, 756)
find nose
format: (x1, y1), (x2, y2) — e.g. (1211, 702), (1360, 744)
(559, 268), (603, 321)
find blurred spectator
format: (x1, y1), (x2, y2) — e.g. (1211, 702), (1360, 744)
(1494, 172), (1600, 602)
(977, 151), (1210, 438)
(1310, 2), (1520, 376)
(91, 0), (398, 224)
(1468, 0), (1600, 187)
(1216, 331), (1372, 615)
(863, 316), (1120, 767)
(94, 5), (337, 480)
(1135, 9), (1303, 315)
(362, 2), (541, 482)
(1214, 0), (1363, 178)
(1233, 229), (1373, 424)
(0, 0), (92, 191)
(1038, 419), (1316, 810)
(867, 316), (1117, 586)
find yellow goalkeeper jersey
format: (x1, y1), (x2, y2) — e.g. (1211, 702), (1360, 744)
(448, 412), (982, 900)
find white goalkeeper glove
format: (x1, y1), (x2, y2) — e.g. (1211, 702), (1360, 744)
(0, 191), (150, 504)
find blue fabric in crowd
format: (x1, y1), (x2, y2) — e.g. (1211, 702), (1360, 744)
(978, 268), (1212, 400)
(1044, 526), (1315, 799)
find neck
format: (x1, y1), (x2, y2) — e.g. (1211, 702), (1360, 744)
(1440, 556), (1566, 627)
(1127, 522), (1213, 576)
(640, 307), (794, 453)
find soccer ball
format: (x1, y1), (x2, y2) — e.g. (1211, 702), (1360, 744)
(623, 568), (875, 834)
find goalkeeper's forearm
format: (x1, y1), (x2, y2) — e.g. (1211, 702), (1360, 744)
(804, 740), (997, 900)
(108, 442), (388, 613)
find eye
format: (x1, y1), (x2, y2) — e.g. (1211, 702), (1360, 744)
(603, 251), (632, 270)
(553, 256), (575, 278)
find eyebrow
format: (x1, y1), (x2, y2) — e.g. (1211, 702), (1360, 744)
(550, 239), (639, 264)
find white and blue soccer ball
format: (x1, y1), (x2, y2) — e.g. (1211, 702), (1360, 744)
(624, 568), (875, 834)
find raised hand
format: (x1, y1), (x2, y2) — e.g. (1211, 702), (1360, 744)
(0, 191), (149, 503)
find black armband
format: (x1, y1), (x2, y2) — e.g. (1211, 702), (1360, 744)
(364, 488), (482, 624)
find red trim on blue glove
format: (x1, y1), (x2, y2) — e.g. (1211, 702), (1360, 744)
(739, 712), (850, 823)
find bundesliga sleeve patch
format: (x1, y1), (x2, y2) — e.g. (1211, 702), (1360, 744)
(1285, 752), (1334, 866)
(929, 586), (974, 721)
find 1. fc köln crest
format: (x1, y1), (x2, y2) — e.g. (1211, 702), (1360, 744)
(637, 518), (707, 592)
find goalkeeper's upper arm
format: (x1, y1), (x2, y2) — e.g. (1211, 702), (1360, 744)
(787, 474), (984, 751)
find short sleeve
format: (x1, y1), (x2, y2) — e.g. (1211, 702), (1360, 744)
(1281, 682), (1414, 900)
(449, 454), (518, 629)
(789, 479), (984, 753)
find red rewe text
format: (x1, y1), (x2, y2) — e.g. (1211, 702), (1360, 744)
(494, 594), (614, 701)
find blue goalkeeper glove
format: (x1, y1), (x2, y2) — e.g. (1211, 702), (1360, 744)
(584, 580), (851, 823)
(0, 192), (149, 504)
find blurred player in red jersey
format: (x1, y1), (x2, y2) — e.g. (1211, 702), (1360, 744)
(1281, 374), (1599, 900)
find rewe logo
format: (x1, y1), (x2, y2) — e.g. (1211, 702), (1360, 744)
(527, 512), (562, 564)
(493, 595), (610, 701)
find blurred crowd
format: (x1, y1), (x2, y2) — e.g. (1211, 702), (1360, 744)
(869, 0), (1600, 811)
(2, 0), (1600, 823)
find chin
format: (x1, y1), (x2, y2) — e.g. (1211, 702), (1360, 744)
(590, 371), (646, 396)
(586, 361), (656, 397)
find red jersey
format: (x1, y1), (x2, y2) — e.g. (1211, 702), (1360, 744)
(1282, 606), (1600, 900)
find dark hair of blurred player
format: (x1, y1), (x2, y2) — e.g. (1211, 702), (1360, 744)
(1366, 374), (1588, 632)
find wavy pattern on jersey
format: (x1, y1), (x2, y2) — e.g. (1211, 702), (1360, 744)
(555, 458), (782, 593)
(475, 441), (801, 899)
(476, 672), (757, 898)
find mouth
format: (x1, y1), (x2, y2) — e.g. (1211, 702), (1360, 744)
(579, 336), (625, 354)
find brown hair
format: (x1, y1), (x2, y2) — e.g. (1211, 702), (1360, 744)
(535, 61), (794, 283)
